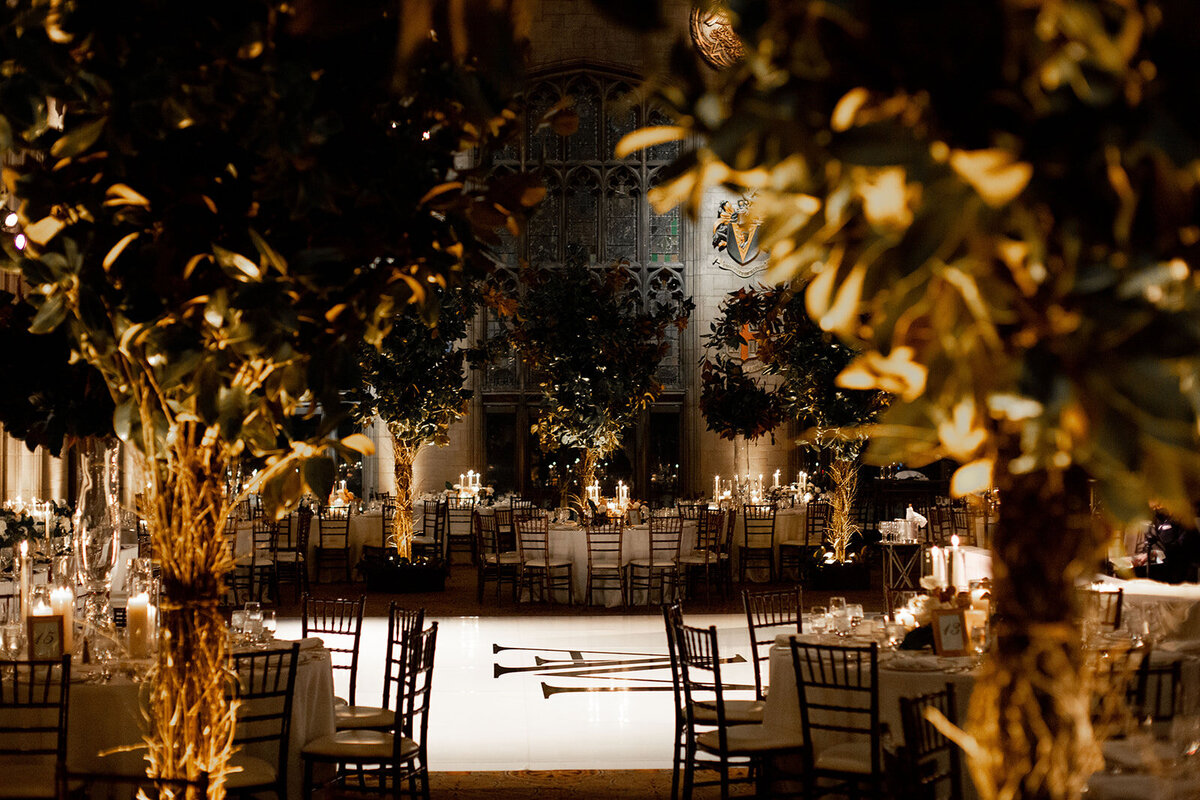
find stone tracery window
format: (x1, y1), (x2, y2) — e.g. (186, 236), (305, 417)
(486, 68), (686, 393)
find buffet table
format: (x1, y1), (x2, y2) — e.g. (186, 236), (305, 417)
(67, 637), (335, 799)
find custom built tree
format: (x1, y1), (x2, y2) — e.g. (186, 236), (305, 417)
(352, 284), (479, 559)
(1, 0), (540, 793)
(495, 251), (692, 506)
(619, 1), (1200, 798)
(702, 285), (884, 560)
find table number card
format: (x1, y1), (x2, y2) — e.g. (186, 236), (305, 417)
(28, 615), (64, 660)
(932, 609), (968, 656)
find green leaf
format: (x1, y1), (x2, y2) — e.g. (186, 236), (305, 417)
(29, 295), (66, 334)
(49, 117), (106, 159)
(303, 456), (335, 503)
(113, 399), (136, 443)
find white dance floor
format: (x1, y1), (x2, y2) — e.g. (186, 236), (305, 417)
(282, 613), (755, 771)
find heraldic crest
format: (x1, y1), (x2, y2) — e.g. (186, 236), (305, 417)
(712, 195), (766, 277)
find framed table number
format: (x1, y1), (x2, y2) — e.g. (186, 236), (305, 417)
(28, 615), (64, 660)
(932, 609), (968, 656)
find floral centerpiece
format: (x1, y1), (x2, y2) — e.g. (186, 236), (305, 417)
(0, 500), (73, 553)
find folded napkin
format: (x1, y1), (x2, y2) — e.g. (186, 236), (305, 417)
(906, 505), (928, 530)
(297, 636), (325, 651)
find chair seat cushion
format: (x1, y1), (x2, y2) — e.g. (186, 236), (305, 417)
(523, 558), (572, 569)
(696, 723), (805, 755)
(226, 753), (278, 789)
(234, 555), (274, 567)
(484, 552), (522, 565)
(692, 699), (765, 725)
(335, 704), (396, 730)
(676, 554), (714, 565)
(274, 551), (303, 563)
(627, 559), (674, 569)
(301, 729), (419, 762)
(815, 740), (874, 773)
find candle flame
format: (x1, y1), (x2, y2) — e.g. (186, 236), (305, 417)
(951, 534), (960, 547)
(20, 540), (27, 557)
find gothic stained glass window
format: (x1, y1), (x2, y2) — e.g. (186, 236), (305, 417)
(487, 69), (688, 392)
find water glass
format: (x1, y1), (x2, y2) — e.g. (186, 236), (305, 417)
(244, 603), (263, 640)
(1, 623), (22, 657)
(847, 604), (864, 630)
(885, 621), (907, 649)
(230, 610), (247, 638)
(829, 596), (847, 612)
(809, 607), (828, 635)
(831, 608), (851, 636)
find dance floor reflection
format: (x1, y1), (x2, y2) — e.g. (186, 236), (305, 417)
(283, 613), (753, 770)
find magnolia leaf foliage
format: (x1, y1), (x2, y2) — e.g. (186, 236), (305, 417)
(0, 0), (542, 518)
(348, 283), (480, 451)
(700, 283), (887, 456)
(622, 0), (1200, 525)
(491, 248), (694, 464)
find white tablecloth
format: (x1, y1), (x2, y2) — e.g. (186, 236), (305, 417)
(542, 522), (699, 606)
(1093, 575), (1200, 642)
(67, 639), (335, 799)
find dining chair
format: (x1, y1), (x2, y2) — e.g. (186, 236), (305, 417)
(898, 682), (964, 800)
(515, 513), (572, 604)
(381, 499), (397, 548)
(1077, 586), (1124, 632)
(742, 586), (803, 701)
(628, 514), (683, 606)
(675, 507), (726, 601)
(226, 643), (300, 800)
(56, 767), (209, 800)
(584, 520), (625, 607)
(0, 656), (71, 799)
(302, 594), (365, 707)
(314, 505), (352, 583)
(740, 503), (777, 584)
(275, 509), (311, 603)
(445, 496), (477, 567)
(676, 502), (706, 521)
(1130, 655), (1182, 736)
(789, 639), (884, 800)
(413, 500), (446, 563)
(475, 511), (520, 603)
(335, 603), (426, 732)
(780, 500), (829, 580)
(673, 620), (805, 799)
(302, 622), (439, 800)
(234, 518), (278, 604)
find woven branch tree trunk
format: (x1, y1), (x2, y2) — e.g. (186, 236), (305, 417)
(827, 456), (859, 563)
(577, 449), (600, 508)
(142, 430), (236, 799)
(966, 456), (1107, 800)
(389, 427), (419, 560)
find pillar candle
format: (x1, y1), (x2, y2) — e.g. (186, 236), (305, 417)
(714, 475), (720, 500)
(18, 541), (31, 622)
(773, 470), (780, 488)
(127, 592), (151, 658)
(50, 587), (73, 654)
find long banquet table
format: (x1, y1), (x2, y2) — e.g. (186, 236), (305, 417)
(67, 637), (335, 799)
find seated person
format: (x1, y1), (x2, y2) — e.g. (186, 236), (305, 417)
(1133, 506), (1200, 583)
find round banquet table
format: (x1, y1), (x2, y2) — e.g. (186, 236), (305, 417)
(542, 520), (700, 606)
(67, 637), (334, 799)
(763, 629), (1200, 800)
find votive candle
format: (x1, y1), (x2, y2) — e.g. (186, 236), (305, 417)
(127, 592), (152, 658)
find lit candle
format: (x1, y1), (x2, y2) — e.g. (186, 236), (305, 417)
(127, 592), (152, 658)
(460, 473), (465, 488)
(949, 534), (960, 590)
(18, 541), (31, 622)
(773, 470), (780, 488)
(930, 545), (946, 588)
(714, 475), (720, 500)
(50, 587), (73, 654)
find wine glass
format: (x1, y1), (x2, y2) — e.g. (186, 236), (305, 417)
(847, 604), (864, 630)
(809, 606), (829, 635)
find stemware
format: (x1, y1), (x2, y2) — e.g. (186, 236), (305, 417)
(809, 606), (829, 635)
(829, 596), (847, 612)
(847, 604), (864, 630)
(74, 438), (121, 628)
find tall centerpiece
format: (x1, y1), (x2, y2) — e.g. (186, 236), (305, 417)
(700, 285), (885, 563)
(0, 1), (541, 793)
(350, 284), (480, 561)
(617, 1), (1200, 797)
(493, 250), (693, 512)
